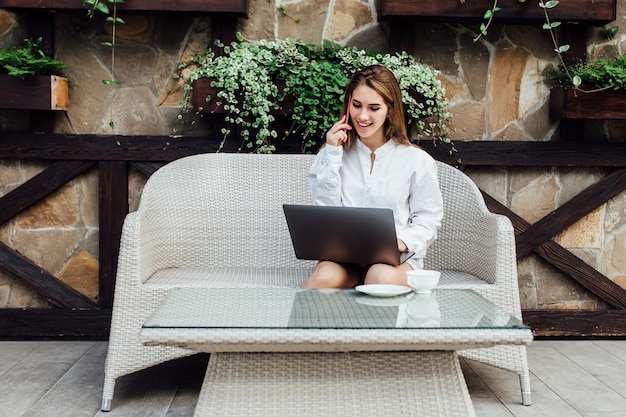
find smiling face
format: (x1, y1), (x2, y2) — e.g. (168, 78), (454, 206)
(349, 84), (389, 144)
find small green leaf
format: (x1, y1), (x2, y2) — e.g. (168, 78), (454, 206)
(96, 3), (110, 14)
(572, 75), (582, 87)
(557, 45), (570, 53)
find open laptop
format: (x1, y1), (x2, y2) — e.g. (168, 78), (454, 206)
(283, 204), (414, 266)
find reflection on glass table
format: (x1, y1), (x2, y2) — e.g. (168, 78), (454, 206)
(143, 287), (526, 331)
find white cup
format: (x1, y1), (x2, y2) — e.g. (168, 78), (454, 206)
(406, 269), (441, 294)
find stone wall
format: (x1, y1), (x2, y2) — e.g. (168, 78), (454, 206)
(1, 0), (625, 309)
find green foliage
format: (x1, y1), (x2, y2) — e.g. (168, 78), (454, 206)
(547, 54), (626, 91)
(0, 38), (67, 78)
(180, 37), (450, 154)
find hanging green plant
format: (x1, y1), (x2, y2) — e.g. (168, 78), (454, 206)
(0, 38), (67, 78)
(178, 36), (451, 154)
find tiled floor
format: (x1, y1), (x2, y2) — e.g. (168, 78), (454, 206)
(1, 340), (625, 416)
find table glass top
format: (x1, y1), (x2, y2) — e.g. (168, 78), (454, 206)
(143, 287), (528, 330)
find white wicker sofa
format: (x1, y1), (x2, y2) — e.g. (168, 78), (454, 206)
(101, 153), (531, 411)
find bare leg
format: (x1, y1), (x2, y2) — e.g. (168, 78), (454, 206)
(364, 262), (413, 286)
(301, 261), (362, 288)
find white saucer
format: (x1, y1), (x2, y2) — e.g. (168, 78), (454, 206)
(355, 284), (412, 298)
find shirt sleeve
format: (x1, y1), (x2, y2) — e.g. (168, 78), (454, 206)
(396, 155), (443, 259)
(308, 144), (344, 206)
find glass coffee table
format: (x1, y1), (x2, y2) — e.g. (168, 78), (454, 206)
(141, 287), (532, 417)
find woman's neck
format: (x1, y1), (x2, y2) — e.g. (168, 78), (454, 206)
(359, 134), (387, 153)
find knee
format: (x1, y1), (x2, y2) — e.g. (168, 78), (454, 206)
(364, 264), (397, 285)
(302, 262), (352, 288)
(364, 264), (408, 286)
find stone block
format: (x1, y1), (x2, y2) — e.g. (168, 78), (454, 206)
(447, 101), (486, 141)
(511, 171), (558, 224)
(57, 249), (99, 303)
(605, 189), (626, 232)
(412, 23), (458, 77)
(80, 169), (99, 228)
(0, 9), (21, 49)
(96, 86), (166, 135)
(12, 229), (86, 276)
(16, 184), (80, 229)
(347, 24), (388, 54)
(554, 206), (605, 249)
(0, 272), (48, 308)
(488, 47), (530, 133)
(517, 256), (538, 309)
(522, 100), (552, 141)
(242, 0), (278, 41)
(326, 0), (372, 42)
(459, 32), (489, 101)
(95, 37), (158, 86)
(106, 14), (154, 43)
(536, 257), (597, 307)
(465, 167), (508, 206)
(55, 34), (112, 134)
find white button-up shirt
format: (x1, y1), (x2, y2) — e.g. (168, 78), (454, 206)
(308, 139), (443, 268)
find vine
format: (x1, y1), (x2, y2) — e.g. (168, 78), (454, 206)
(83, 0), (125, 129)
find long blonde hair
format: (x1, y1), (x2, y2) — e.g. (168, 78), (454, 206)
(343, 65), (411, 149)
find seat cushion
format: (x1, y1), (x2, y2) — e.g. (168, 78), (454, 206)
(438, 270), (490, 288)
(147, 266), (313, 288)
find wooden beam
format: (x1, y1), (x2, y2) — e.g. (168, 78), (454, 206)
(516, 169), (626, 257)
(523, 309), (626, 337)
(418, 140), (626, 167)
(0, 241), (96, 308)
(0, 0), (248, 15)
(0, 308), (623, 339)
(376, 0), (616, 24)
(1, 136), (626, 166)
(98, 162), (128, 309)
(0, 308), (111, 339)
(130, 161), (166, 177)
(483, 193), (626, 309)
(0, 160), (95, 225)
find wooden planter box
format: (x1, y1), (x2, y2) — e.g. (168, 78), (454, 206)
(0, 0), (248, 15)
(0, 75), (68, 111)
(376, 0), (617, 25)
(550, 86), (626, 120)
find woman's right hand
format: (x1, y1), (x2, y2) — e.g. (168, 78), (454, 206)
(325, 115), (351, 147)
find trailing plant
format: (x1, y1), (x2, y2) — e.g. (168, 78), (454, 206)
(0, 38), (67, 78)
(83, 0), (125, 129)
(472, 0), (622, 91)
(178, 36), (450, 154)
(546, 53), (626, 91)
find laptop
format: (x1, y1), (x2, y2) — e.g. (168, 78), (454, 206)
(282, 204), (414, 266)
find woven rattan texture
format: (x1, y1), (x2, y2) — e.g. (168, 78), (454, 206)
(102, 154), (531, 410)
(194, 351), (476, 417)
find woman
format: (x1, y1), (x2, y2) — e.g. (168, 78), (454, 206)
(301, 65), (443, 289)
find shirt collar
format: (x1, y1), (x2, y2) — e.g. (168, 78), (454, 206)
(356, 137), (396, 156)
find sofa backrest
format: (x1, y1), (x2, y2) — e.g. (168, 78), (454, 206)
(424, 162), (499, 283)
(137, 153), (496, 273)
(137, 153), (317, 269)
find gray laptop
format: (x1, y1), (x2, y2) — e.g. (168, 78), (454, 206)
(283, 204), (414, 266)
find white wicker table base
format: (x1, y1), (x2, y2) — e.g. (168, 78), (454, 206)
(193, 351), (476, 417)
